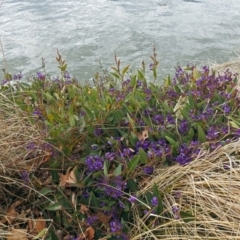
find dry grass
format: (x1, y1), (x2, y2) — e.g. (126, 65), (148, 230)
(0, 93), (50, 175)
(211, 58), (240, 76)
(131, 141), (240, 239)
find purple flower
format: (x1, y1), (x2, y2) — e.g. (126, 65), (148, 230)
(21, 171), (29, 186)
(86, 215), (98, 225)
(101, 176), (127, 198)
(174, 190), (181, 199)
(36, 72), (45, 80)
(119, 201), (125, 208)
(64, 71), (71, 80)
(40, 142), (53, 152)
(79, 110), (86, 117)
(144, 88), (152, 101)
(166, 89), (178, 99)
(175, 144), (192, 165)
(137, 79), (142, 87)
(153, 114), (164, 125)
(143, 166), (154, 175)
(149, 63), (154, 70)
(172, 205), (180, 219)
(91, 144), (98, 150)
(26, 142), (37, 150)
(85, 155), (104, 172)
(94, 127), (103, 136)
(136, 140), (150, 151)
(53, 76), (60, 83)
(33, 108), (41, 116)
(206, 126), (219, 140)
(178, 119), (189, 135)
(13, 71), (22, 80)
(121, 148), (134, 158)
(167, 114), (175, 124)
(151, 196), (158, 207)
(209, 142), (222, 151)
(82, 190), (90, 198)
(105, 152), (115, 161)
(1, 79), (8, 85)
(110, 219), (122, 233)
(175, 153), (192, 165)
(128, 195), (137, 204)
(223, 103), (231, 114)
(202, 65), (209, 73)
(123, 79), (130, 86)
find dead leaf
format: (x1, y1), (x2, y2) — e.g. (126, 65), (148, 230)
(78, 226), (95, 240)
(86, 227), (95, 240)
(59, 168), (77, 187)
(65, 169), (77, 184)
(6, 228), (28, 240)
(71, 192), (76, 209)
(55, 230), (64, 240)
(136, 127), (149, 141)
(96, 212), (110, 225)
(28, 217), (46, 236)
(1, 200), (22, 224)
(79, 204), (89, 214)
(41, 152), (52, 163)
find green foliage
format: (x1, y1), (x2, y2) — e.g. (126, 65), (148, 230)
(1, 50), (240, 239)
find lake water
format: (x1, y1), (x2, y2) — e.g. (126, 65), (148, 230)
(0, 0), (240, 82)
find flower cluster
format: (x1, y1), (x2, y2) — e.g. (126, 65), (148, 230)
(85, 155), (104, 172)
(5, 56), (240, 239)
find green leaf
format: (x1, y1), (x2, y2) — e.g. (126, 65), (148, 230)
(229, 120), (240, 129)
(83, 106), (94, 120)
(180, 109), (190, 121)
(51, 170), (59, 184)
(153, 68), (157, 79)
(33, 228), (48, 239)
(193, 68), (201, 80)
(188, 127), (195, 141)
(69, 114), (75, 127)
(127, 113), (135, 129)
(59, 197), (73, 210)
(111, 66), (118, 72)
(165, 136), (177, 147)
(111, 72), (120, 79)
(128, 155), (140, 172)
(127, 179), (138, 192)
(114, 164), (122, 176)
(164, 74), (172, 87)
(180, 211), (195, 222)
(138, 70), (145, 80)
(139, 148), (148, 164)
(89, 192), (100, 208)
(44, 229), (58, 240)
(188, 94), (195, 108)
(145, 191), (153, 205)
(45, 202), (62, 211)
(122, 65), (130, 75)
(197, 125), (206, 143)
(38, 187), (54, 196)
(153, 183), (163, 214)
(103, 160), (108, 177)
(228, 116), (240, 129)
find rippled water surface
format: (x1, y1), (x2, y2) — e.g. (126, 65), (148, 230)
(0, 0), (240, 81)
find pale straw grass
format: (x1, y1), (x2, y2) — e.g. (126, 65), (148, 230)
(130, 140), (240, 239)
(0, 92), (49, 176)
(211, 57), (240, 76)
(0, 92), (52, 238)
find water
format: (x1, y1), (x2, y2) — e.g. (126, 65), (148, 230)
(0, 0), (240, 82)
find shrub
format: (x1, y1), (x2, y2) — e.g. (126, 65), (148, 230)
(1, 50), (240, 239)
